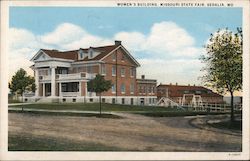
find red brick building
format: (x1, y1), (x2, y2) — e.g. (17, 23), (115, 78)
(29, 40), (157, 105)
(157, 84), (224, 106)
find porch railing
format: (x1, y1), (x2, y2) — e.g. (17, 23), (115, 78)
(61, 92), (80, 97)
(39, 72), (97, 81)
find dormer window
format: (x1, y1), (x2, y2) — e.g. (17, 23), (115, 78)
(80, 52), (83, 59)
(89, 50), (93, 58)
(78, 50), (85, 60)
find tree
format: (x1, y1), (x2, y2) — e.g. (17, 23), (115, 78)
(87, 74), (112, 115)
(9, 68), (36, 99)
(201, 28), (242, 122)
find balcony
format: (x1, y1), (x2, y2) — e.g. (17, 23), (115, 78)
(39, 73), (96, 81)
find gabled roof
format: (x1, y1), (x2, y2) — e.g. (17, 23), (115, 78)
(41, 49), (78, 60)
(32, 43), (140, 67)
(157, 84), (223, 97)
(78, 45), (119, 61)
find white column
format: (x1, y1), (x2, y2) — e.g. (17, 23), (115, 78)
(43, 83), (45, 97)
(51, 66), (56, 97)
(79, 81), (81, 96)
(59, 82), (61, 97)
(35, 69), (39, 97)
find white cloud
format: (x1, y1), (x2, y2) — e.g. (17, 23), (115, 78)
(137, 58), (205, 85)
(9, 21), (205, 85)
(114, 31), (146, 51)
(41, 23), (86, 46)
(145, 21), (195, 53)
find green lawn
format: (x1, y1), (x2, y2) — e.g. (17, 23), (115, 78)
(208, 120), (242, 131)
(9, 103), (183, 112)
(8, 99), (22, 104)
(8, 134), (126, 151)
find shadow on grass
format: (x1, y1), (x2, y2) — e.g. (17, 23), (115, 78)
(8, 110), (123, 119)
(8, 134), (126, 151)
(208, 120), (242, 131)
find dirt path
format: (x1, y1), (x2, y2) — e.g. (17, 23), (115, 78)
(8, 112), (241, 151)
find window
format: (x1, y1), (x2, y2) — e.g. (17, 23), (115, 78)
(121, 68), (125, 77)
(102, 98), (105, 103)
(112, 54), (116, 61)
(87, 66), (92, 73)
(130, 67), (135, 77)
(112, 98), (116, 104)
(122, 98), (125, 104)
(130, 83), (134, 94)
(112, 66), (116, 76)
(80, 52), (84, 59)
(61, 82), (79, 92)
(89, 50), (93, 58)
(152, 87), (155, 93)
(130, 98), (134, 105)
(196, 90), (202, 94)
(143, 86), (146, 93)
(148, 86), (151, 93)
(89, 98), (93, 102)
(121, 54), (125, 61)
(101, 64), (106, 75)
(112, 84), (116, 93)
(139, 86), (143, 94)
(121, 83), (125, 94)
(184, 90), (189, 94)
(149, 98), (152, 104)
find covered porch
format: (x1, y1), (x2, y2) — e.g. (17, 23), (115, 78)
(38, 81), (87, 97)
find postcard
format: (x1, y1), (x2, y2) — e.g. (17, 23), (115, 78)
(0, 0), (249, 160)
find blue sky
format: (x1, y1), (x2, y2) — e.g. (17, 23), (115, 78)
(9, 7), (242, 86)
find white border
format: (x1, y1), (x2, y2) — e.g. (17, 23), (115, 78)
(1, 0), (249, 160)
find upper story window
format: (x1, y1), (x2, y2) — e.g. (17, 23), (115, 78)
(121, 67), (125, 77)
(195, 90), (202, 94)
(87, 66), (92, 73)
(121, 54), (125, 61)
(121, 83), (125, 94)
(38, 69), (48, 76)
(130, 83), (134, 94)
(112, 54), (116, 61)
(112, 66), (116, 76)
(148, 86), (151, 93)
(101, 64), (106, 75)
(112, 83), (116, 93)
(184, 90), (189, 94)
(139, 86), (143, 94)
(130, 67), (135, 77)
(89, 51), (93, 58)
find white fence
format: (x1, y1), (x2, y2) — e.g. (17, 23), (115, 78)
(191, 103), (242, 112)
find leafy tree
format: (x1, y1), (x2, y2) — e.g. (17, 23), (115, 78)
(87, 74), (112, 115)
(9, 68), (36, 97)
(201, 28), (242, 122)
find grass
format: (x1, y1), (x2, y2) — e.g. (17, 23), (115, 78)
(8, 134), (126, 151)
(8, 110), (122, 119)
(208, 120), (242, 131)
(9, 102), (182, 112)
(8, 99), (22, 104)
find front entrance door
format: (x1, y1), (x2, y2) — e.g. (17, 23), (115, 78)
(45, 83), (51, 96)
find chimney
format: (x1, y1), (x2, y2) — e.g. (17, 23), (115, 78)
(193, 84), (196, 86)
(188, 84), (190, 86)
(115, 40), (122, 46)
(170, 83), (172, 85)
(141, 75), (145, 79)
(176, 82), (178, 86)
